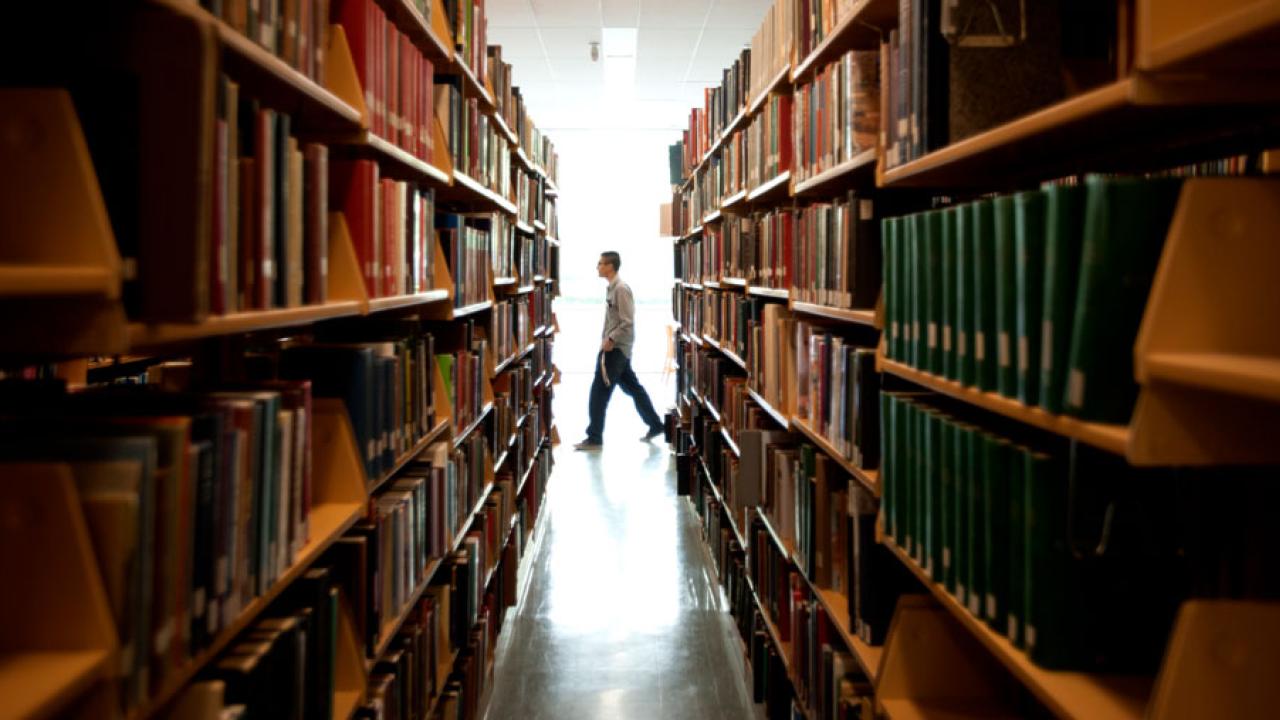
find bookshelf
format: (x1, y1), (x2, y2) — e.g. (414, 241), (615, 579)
(668, 0), (1280, 717)
(0, 0), (563, 716)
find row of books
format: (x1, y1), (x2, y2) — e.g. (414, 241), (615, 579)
(513, 230), (549, 284)
(0, 380), (319, 710)
(435, 326), (490, 434)
(880, 1), (1116, 169)
(436, 77), (511, 197)
(513, 167), (541, 226)
(201, 0), (331, 86)
(706, 49), (754, 153)
(331, 160), (439, 300)
(794, 322), (879, 470)
(794, 0), (863, 68)
(337, 0), (437, 162)
(753, 209), (794, 290)
(881, 391), (1191, 672)
(488, 44), (559, 186)
(278, 331), (437, 483)
(489, 297), (532, 365)
(437, 212), (494, 309)
(491, 365), (536, 463)
(356, 580), (455, 720)
(882, 176), (1183, 423)
(212, 89), (330, 313)
(444, 0), (487, 90)
(747, 302), (798, 422)
(700, 289), (756, 364)
(792, 50), (878, 184)
(746, 93), (793, 190)
(792, 193), (880, 310)
(748, 0), (795, 108)
(721, 130), (749, 199)
(530, 285), (554, 336)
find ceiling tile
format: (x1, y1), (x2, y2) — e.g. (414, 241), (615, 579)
(601, 0), (641, 27)
(530, 0), (601, 27)
(636, 28), (701, 59)
(707, 0), (772, 30)
(537, 27), (602, 58)
(637, 0), (711, 29)
(488, 0), (538, 27)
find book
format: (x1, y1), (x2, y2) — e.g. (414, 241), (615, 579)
(993, 194), (1017, 397)
(1037, 183), (1086, 414)
(1014, 190), (1047, 406)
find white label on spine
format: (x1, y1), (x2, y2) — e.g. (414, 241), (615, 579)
(1019, 336), (1029, 372)
(987, 594), (996, 617)
(859, 199), (874, 220)
(1042, 320), (1054, 371)
(958, 331), (967, 358)
(942, 547), (951, 567)
(928, 322), (938, 348)
(975, 332), (986, 361)
(998, 332), (1010, 367)
(943, 327), (952, 352)
(1068, 369), (1085, 409)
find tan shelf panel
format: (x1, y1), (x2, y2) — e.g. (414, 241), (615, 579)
(703, 209), (723, 224)
(703, 334), (747, 371)
(698, 461), (747, 550)
(813, 588), (883, 682)
(367, 289), (450, 313)
(722, 189), (748, 210)
(720, 427), (741, 458)
(452, 401), (494, 449)
(454, 58), (495, 110)
(749, 63), (793, 116)
(791, 0), (899, 81)
(792, 148), (878, 198)
(369, 418), (451, 494)
(790, 300), (877, 327)
(132, 501), (363, 720)
(882, 538), (1152, 720)
(0, 650), (112, 720)
(451, 299), (494, 319)
(493, 276), (517, 287)
(880, 698), (1023, 720)
(746, 387), (790, 429)
(334, 689), (362, 720)
(446, 170), (517, 215)
(747, 285), (789, 300)
(746, 170), (792, 203)
(493, 342), (537, 376)
(790, 416), (880, 496)
(880, 359), (1129, 455)
(363, 132), (452, 185)
(1144, 351), (1280, 403)
(1137, 0), (1280, 72)
(128, 300), (364, 349)
(0, 265), (118, 297)
(513, 146), (536, 173)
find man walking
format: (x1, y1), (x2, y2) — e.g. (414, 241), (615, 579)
(574, 251), (665, 450)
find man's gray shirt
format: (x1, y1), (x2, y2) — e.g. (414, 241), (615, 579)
(603, 275), (636, 358)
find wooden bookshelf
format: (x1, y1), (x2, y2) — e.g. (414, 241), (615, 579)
(721, 276), (748, 287)
(790, 300), (877, 327)
(515, 220), (535, 235)
(446, 170), (518, 215)
(532, 219), (547, 232)
(720, 427), (741, 458)
(492, 112), (519, 147)
(747, 285), (789, 300)
(454, 59), (495, 111)
(493, 276), (517, 287)
(879, 358), (1130, 455)
(0, 265), (118, 297)
(128, 301), (364, 349)
(703, 209), (723, 224)
(369, 418), (451, 494)
(1136, 0), (1280, 72)
(813, 588), (883, 682)
(746, 170), (792, 203)
(380, 0), (454, 60)
(722, 189), (748, 211)
(367, 289), (451, 313)
(882, 538), (1152, 720)
(368, 558), (443, 664)
(452, 401), (495, 449)
(790, 0), (898, 81)
(790, 416), (879, 496)
(0, 650), (113, 720)
(361, 131), (453, 185)
(450, 299), (495, 319)
(791, 148), (877, 197)
(746, 387), (790, 429)
(749, 63), (793, 116)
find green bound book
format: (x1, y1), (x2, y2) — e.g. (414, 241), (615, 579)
(1007, 445), (1029, 648)
(1038, 183), (1086, 414)
(983, 436), (1011, 631)
(940, 207), (957, 380)
(971, 199), (997, 392)
(967, 429), (990, 619)
(939, 419), (957, 592)
(882, 217), (900, 360)
(925, 209), (944, 375)
(925, 408), (945, 581)
(1064, 176), (1182, 422)
(912, 212), (928, 368)
(881, 391), (896, 540)
(896, 394), (914, 552)
(1023, 448), (1073, 668)
(993, 195), (1018, 398)
(951, 423), (974, 604)
(909, 401), (924, 562)
(955, 201), (975, 386)
(1015, 190), (1047, 406)
(895, 216), (908, 362)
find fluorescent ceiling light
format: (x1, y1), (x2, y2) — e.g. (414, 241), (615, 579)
(602, 27), (637, 58)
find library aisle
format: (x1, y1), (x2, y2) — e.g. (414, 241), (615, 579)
(486, 372), (759, 720)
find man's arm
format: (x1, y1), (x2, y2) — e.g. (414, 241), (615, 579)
(603, 283), (635, 350)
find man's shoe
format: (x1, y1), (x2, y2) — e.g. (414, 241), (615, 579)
(641, 427), (664, 442)
(573, 439), (602, 451)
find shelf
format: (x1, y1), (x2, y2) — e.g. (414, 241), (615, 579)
(878, 74), (1280, 189)
(452, 402), (495, 449)
(790, 416), (879, 496)
(749, 63), (793, 116)
(703, 209), (723, 224)
(813, 588), (883, 682)
(882, 538), (1152, 720)
(791, 148), (878, 198)
(128, 301), (364, 349)
(546, 236), (560, 247)
(445, 171), (517, 215)
(680, 331), (704, 347)
(516, 455), (538, 498)
(367, 289), (451, 313)
(492, 112), (519, 146)
(0, 650), (112, 720)
(381, 0), (454, 61)
(721, 189), (748, 210)
(747, 285), (789, 300)
(703, 334), (747, 371)
(493, 277), (517, 287)
(360, 130), (455, 184)
(450, 299), (494, 319)
(789, 300), (878, 327)
(132, 501), (363, 720)
(879, 359), (1129, 456)
(721, 277), (747, 287)
(720, 427), (740, 458)
(746, 171), (792, 203)
(452, 480), (497, 550)
(369, 557), (443, 663)
(683, 225), (704, 240)
(746, 387), (790, 429)
(791, 0), (899, 81)
(493, 343), (536, 376)
(454, 58), (494, 110)
(1137, 0), (1280, 72)
(744, 574), (807, 714)
(0, 265), (119, 297)
(879, 697), (1022, 720)
(334, 689), (361, 720)
(1144, 352), (1280, 403)
(698, 464), (746, 550)
(533, 219), (547, 232)
(370, 418), (451, 494)
(515, 220), (535, 235)
(701, 395), (722, 423)
(704, 280), (722, 289)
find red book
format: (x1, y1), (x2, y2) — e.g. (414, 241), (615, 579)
(382, 179), (396, 296)
(332, 158), (379, 297)
(333, 0), (373, 129)
(388, 19), (399, 148)
(211, 118), (228, 315)
(778, 92), (793, 172)
(422, 56), (434, 162)
(238, 158), (256, 311)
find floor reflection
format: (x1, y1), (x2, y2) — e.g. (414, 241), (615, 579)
(485, 373), (758, 720)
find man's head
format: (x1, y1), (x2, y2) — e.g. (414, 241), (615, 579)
(597, 251), (621, 279)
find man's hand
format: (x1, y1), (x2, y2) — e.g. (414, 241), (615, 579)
(602, 338), (614, 352)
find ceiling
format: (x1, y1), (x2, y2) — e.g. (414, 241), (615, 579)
(486, 0), (771, 131)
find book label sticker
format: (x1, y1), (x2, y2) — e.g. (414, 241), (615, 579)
(958, 331), (967, 357)
(1068, 370), (1085, 409)
(975, 332), (986, 361)
(928, 323), (938, 348)
(999, 333), (1010, 367)
(943, 327), (952, 352)
(1018, 337), (1029, 372)
(1042, 320), (1054, 370)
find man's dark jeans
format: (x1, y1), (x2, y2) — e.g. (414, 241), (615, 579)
(585, 349), (663, 443)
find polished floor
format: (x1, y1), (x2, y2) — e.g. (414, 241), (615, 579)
(485, 370), (760, 720)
